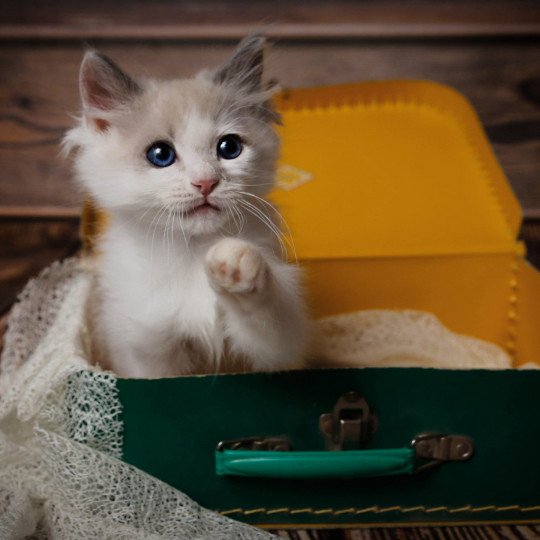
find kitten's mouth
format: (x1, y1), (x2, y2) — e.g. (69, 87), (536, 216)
(188, 202), (220, 216)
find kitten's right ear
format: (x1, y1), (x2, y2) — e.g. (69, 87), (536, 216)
(79, 51), (141, 131)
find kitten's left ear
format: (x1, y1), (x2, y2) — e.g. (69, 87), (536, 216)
(213, 35), (265, 93)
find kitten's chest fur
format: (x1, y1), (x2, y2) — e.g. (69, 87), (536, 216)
(90, 221), (224, 375)
(113, 242), (215, 329)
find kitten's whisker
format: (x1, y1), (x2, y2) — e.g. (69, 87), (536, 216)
(225, 204), (240, 235)
(162, 206), (172, 265)
(167, 206), (176, 264)
(232, 191), (297, 263)
(226, 201), (245, 235)
(146, 205), (164, 241)
(137, 208), (156, 230)
(238, 191), (298, 263)
(237, 199), (287, 259)
(220, 204), (233, 234)
(226, 181), (276, 188)
(168, 206), (176, 260)
(239, 200), (282, 241)
(237, 190), (282, 219)
(234, 204), (246, 232)
(147, 205), (168, 270)
(177, 205), (191, 253)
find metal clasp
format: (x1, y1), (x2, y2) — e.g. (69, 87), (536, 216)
(216, 436), (292, 452)
(412, 433), (474, 473)
(319, 391), (376, 451)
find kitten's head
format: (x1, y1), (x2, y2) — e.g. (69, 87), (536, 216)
(65, 36), (280, 237)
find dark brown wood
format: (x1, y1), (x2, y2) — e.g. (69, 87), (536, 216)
(521, 217), (540, 271)
(1, 0), (540, 40)
(3, 23), (540, 42)
(1, 41), (540, 216)
(0, 219), (80, 314)
(267, 525), (540, 539)
(0, 207), (80, 218)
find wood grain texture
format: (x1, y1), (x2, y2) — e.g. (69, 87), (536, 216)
(1, 0), (540, 40)
(1, 41), (539, 215)
(0, 218), (80, 313)
(269, 524), (540, 539)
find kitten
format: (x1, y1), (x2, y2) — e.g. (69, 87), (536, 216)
(64, 36), (309, 378)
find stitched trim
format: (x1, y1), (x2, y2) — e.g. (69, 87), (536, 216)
(219, 505), (540, 517)
(506, 249), (521, 361)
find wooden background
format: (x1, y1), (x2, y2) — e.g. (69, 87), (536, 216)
(1, 1), (540, 536)
(1, 1), (539, 320)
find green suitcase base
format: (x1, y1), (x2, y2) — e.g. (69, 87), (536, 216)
(118, 368), (540, 528)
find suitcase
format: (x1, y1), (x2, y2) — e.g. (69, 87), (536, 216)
(85, 81), (540, 528)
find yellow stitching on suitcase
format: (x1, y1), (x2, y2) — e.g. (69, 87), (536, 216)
(401, 506), (426, 513)
(289, 508), (313, 515)
(376, 506), (402, 514)
(470, 506), (496, 513)
(448, 506), (472, 513)
(219, 505), (540, 517)
(312, 509), (334, 515)
(265, 508), (290, 515)
(220, 508), (243, 516)
(355, 506), (378, 514)
(506, 251), (521, 362)
(242, 508), (266, 516)
(333, 508), (356, 515)
(495, 505), (520, 512)
(424, 506), (448, 513)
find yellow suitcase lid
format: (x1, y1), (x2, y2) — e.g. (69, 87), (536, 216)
(272, 81), (522, 260)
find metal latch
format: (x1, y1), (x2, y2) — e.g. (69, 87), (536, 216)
(319, 391), (376, 450)
(412, 433), (474, 472)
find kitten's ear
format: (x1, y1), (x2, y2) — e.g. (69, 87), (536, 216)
(213, 35), (265, 93)
(79, 51), (140, 130)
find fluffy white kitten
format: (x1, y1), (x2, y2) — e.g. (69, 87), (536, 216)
(65, 36), (309, 378)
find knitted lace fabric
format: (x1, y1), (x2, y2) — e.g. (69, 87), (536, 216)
(0, 258), (271, 539)
(310, 310), (511, 369)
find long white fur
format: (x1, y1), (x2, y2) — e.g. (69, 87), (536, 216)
(65, 37), (309, 378)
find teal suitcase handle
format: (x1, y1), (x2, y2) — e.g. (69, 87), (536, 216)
(215, 434), (474, 479)
(216, 447), (415, 479)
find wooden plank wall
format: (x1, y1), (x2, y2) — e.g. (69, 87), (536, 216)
(1, 0), (540, 316)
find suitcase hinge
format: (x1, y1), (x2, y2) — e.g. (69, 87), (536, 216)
(412, 433), (474, 472)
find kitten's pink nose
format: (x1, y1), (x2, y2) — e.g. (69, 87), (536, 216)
(192, 178), (218, 197)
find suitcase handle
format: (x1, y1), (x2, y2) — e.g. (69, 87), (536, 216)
(215, 434), (474, 479)
(216, 447), (415, 479)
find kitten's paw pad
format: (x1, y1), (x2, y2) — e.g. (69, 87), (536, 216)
(205, 239), (267, 294)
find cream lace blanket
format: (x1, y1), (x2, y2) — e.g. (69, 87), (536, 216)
(0, 257), (511, 538)
(0, 258), (271, 539)
(310, 310), (510, 369)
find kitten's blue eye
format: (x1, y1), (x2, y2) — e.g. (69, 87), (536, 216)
(217, 134), (243, 160)
(146, 141), (176, 167)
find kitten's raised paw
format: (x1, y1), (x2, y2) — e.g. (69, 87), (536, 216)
(205, 238), (267, 295)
